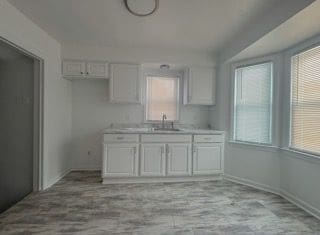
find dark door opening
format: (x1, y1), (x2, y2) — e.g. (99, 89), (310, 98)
(0, 39), (40, 213)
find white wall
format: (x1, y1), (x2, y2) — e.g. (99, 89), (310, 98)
(216, 37), (320, 218)
(212, 55), (282, 191)
(0, 0), (72, 189)
(62, 43), (216, 67)
(62, 43), (215, 169)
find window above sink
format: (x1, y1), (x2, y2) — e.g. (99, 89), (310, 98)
(143, 68), (182, 123)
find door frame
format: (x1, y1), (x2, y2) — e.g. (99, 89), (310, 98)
(0, 37), (44, 191)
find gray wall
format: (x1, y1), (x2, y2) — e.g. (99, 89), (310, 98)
(212, 36), (320, 218)
(0, 41), (34, 212)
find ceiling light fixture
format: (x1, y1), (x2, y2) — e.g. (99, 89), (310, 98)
(124, 0), (159, 17)
(160, 64), (170, 70)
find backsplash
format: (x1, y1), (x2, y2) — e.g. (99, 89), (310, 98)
(106, 123), (212, 130)
(71, 79), (212, 169)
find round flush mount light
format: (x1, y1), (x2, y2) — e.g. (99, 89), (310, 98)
(160, 64), (170, 70)
(124, 0), (159, 17)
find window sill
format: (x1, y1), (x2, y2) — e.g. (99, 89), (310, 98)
(280, 147), (320, 163)
(228, 141), (279, 152)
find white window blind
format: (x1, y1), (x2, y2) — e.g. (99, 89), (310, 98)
(146, 76), (179, 121)
(290, 45), (320, 155)
(233, 62), (273, 144)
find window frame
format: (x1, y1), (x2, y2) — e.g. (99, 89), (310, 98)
(230, 57), (277, 147)
(288, 44), (320, 156)
(142, 68), (182, 123)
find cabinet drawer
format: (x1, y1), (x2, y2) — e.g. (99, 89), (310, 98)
(104, 134), (139, 143)
(194, 134), (224, 143)
(141, 134), (192, 143)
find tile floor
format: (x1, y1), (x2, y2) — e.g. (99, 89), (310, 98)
(0, 171), (319, 234)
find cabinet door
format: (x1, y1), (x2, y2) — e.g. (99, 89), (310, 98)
(62, 60), (86, 78)
(140, 144), (166, 176)
(184, 67), (215, 105)
(102, 143), (139, 177)
(193, 143), (222, 175)
(167, 143), (192, 176)
(86, 62), (108, 78)
(110, 64), (141, 103)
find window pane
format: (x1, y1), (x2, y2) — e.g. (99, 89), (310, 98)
(146, 76), (179, 121)
(291, 45), (320, 154)
(234, 62), (273, 144)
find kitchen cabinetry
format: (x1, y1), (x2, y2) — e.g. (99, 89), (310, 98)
(184, 67), (216, 105)
(167, 143), (192, 176)
(86, 61), (109, 78)
(193, 143), (222, 175)
(102, 143), (139, 177)
(102, 134), (139, 177)
(62, 60), (86, 78)
(140, 144), (166, 176)
(109, 63), (141, 104)
(62, 60), (108, 79)
(193, 134), (224, 175)
(102, 132), (224, 184)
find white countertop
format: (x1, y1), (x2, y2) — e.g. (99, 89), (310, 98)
(103, 127), (225, 135)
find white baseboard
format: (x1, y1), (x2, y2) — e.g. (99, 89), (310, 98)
(223, 174), (279, 195)
(103, 175), (222, 184)
(43, 168), (71, 190)
(280, 189), (320, 220)
(69, 166), (101, 171)
(223, 174), (320, 220)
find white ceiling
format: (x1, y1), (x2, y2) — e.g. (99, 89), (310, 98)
(231, 0), (320, 61)
(9, 0), (279, 53)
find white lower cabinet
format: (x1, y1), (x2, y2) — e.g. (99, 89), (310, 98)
(102, 133), (224, 183)
(140, 144), (166, 176)
(102, 143), (139, 177)
(193, 143), (222, 175)
(167, 143), (192, 176)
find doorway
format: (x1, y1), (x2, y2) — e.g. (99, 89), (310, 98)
(0, 39), (43, 213)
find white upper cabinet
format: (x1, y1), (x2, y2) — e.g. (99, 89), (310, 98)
(86, 61), (109, 78)
(62, 60), (108, 79)
(110, 63), (141, 104)
(62, 60), (86, 78)
(184, 67), (216, 105)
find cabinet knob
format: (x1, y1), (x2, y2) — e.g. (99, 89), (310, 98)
(86, 72), (89, 75)
(80, 72), (84, 74)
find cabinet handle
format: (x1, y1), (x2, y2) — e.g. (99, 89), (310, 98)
(86, 72), (89, 75)
(80, 72), (84, 74)
(116, 136), (124, 140)
(160, 146), (164, 155)
(133, 147), (137, 155)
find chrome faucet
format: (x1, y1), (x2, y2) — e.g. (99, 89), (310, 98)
(161, 114), (167, 129)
